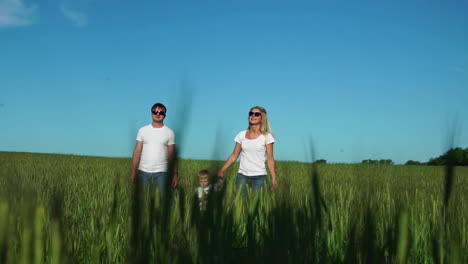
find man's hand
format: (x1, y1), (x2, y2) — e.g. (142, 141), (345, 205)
(172, 173), (179, 188)
(131, 141), (143, 183)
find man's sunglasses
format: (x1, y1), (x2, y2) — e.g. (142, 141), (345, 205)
(152, 110), (166, 116)
(249, 111), (262, 117)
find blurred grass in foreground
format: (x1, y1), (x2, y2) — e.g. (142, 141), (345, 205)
(0, 151), (467, 263)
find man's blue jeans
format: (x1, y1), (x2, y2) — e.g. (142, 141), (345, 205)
(236, 173), (266, 196)
(138, 170), (168, 197)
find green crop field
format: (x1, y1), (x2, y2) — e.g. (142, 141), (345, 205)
(0, 151), (467, 263)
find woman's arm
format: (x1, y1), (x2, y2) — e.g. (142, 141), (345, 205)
(266, 143), (278, 189)
(218, 143), (242, 178)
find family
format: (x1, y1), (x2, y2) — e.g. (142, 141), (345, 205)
(130, 103), (278, 204)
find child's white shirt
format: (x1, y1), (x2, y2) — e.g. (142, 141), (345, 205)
(197, 185), (212, 199)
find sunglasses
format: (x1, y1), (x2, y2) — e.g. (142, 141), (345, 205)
(152, 110), (166, 116)
(249, 111), (262, 117)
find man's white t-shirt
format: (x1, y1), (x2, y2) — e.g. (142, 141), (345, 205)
(136, 125), (175, 173)
(235, 130), (275, 176)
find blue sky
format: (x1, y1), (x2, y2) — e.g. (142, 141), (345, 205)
(1, 0), (467, 164)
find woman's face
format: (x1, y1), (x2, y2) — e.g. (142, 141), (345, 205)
(248, 108), (263, 125)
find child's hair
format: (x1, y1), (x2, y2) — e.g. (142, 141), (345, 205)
(198, 169), (210, 181)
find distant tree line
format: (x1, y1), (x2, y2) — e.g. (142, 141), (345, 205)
(425, 147), (468, 166)
(362, 159), (394, 165)
(313, 147), (468, 166)
(404, 160), (422, 165)
(313, 159), (327, 164)
(405, 147), (468, 166)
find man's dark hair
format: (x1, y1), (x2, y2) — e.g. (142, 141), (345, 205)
(151, 103), (167, 113)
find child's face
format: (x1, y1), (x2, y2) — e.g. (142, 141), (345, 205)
(199, 176), (209, 187)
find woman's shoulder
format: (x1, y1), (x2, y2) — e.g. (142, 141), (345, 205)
(234, 130), (247, 143)
(264, 132), (275, 143)
(236, 130), (247, 138)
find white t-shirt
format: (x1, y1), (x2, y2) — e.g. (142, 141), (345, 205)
(235, 130), (275, 176)
(136, 124), (175, 173)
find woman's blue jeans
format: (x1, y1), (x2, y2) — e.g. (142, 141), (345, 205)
(236, 173), (266, 196)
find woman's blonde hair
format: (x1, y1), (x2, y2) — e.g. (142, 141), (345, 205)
(248, 106), (273, 136)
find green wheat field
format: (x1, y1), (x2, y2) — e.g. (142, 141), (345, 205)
(0, 151), (467, 263)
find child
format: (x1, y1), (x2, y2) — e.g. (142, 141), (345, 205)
(197, 169), (212, 210)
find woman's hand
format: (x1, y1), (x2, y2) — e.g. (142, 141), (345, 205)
(271, 178), (278, 190)
(218, 143), (241, 180)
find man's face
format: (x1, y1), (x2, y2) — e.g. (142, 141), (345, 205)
(151, 106), (166, 122)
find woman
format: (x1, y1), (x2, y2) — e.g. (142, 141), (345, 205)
(218, 106), (278, 193)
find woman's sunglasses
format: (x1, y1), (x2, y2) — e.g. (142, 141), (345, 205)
(152, 110), (166, 116)
(249, 111), (262, 117)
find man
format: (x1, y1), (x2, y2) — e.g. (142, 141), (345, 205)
(130, 103), (178, 189)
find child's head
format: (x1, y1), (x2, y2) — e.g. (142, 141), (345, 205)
(198, 169), (210, 187)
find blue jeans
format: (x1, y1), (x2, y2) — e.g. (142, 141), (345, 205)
(236, 173), (266, 196)
(138, 170), (168, 197)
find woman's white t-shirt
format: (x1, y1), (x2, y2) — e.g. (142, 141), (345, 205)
(235, 130), (275, 176)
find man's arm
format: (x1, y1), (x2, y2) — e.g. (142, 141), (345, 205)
(167, 144), (178, 187)
(130, 140), (143, 182)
